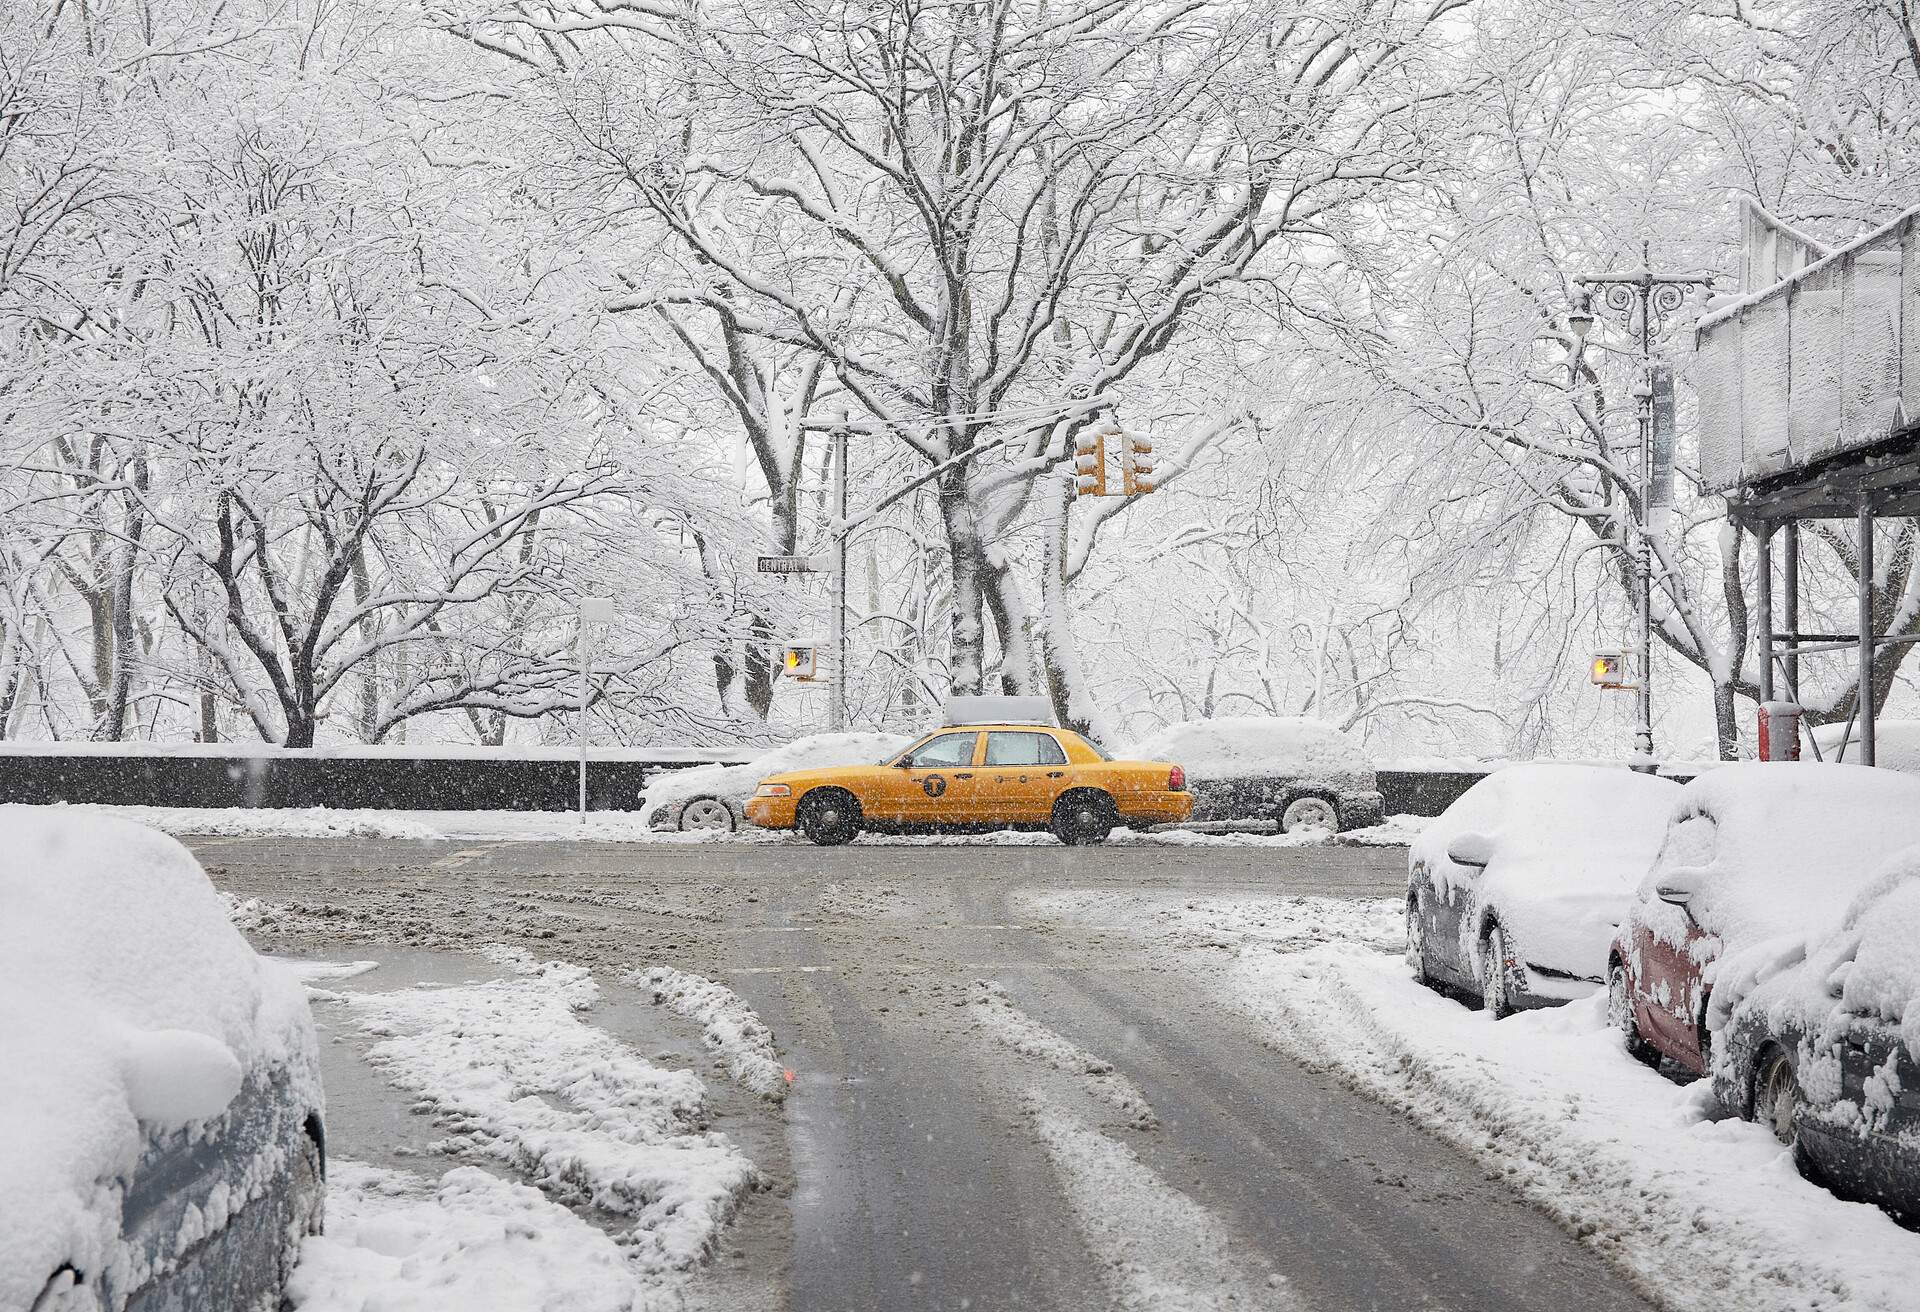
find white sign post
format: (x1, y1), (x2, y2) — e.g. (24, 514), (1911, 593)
(577, 597), (615, 823)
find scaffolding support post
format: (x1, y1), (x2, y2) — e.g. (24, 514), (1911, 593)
(1858, 499), (1876, 767)
(1782, 523), (1800, 703)
(1755, 523), (1774, 705)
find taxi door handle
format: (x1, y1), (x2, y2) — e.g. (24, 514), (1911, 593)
(1047, 771), (1065, 779)
(955, 772), (974, 779)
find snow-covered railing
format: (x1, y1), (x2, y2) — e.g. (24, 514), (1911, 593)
(1695, 207), (1920, 494)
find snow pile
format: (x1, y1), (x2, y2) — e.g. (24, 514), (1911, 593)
(1334, 813), (1426, 846)
(1124, 717), (1370, 783)
(77, 804), (448, 841)
(340, 951), (759, 1271)
(288, 1161), (647, 1312)
(1411, 764), (1679, 981)
(971, 981), (1157, 1129)
(1811, 718), (1920, 774)
(1038, 891), (1920, 1312)
(0, 807), (319, 1311)
(630, 966), (790, 1101)
(1025, 1092), (1295, 1310)
(637, 731), (910, 821)
(1636, 762), (1920, 956)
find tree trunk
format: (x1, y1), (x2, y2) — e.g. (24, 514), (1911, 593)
(939, 472), (988, 694)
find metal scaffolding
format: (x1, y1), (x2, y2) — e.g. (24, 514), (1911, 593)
(1695, 204), (1920, 766)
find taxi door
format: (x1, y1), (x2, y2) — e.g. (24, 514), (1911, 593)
(889, 730), (985, 825)
(977, 730), (1072, 823)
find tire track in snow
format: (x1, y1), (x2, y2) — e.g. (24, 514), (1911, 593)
(632, 965), (790, 1101)
(1026, 1092), (1303, 1311)
(970, 978), (1158, 1128)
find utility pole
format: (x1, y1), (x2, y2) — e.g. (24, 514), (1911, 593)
(829, 421), (849, 732)
(1568, 245), (1713, 771)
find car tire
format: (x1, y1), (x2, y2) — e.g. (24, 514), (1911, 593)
(1608, 960), (1661, 1067)
(1481, 923), (1515, 1019)
(1754, 1048), (1817, 1177)
(1280, 795), (1338, 835)
(1051, 791), (1116, 845)
(678, 796), (737, 832)
(1407, 896), (1434, 989)
(798, 789), (860, 846)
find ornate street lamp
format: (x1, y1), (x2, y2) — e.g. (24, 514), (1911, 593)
(1569, 246), (1714, 770)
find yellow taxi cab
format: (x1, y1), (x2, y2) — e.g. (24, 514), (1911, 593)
(743, 721), (1191, 845)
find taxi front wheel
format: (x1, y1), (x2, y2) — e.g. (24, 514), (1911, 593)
(1051, 791), (1116, 845)
(798, 789), (861, 846)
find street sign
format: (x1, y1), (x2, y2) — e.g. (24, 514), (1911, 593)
(757, 554), (829, 575)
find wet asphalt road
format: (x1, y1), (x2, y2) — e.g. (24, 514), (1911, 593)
(195, 835), (1654, 1312)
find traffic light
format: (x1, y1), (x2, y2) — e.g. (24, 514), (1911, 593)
(1073, 429), (1109, 498)
(1590, 650), (1632, 689)
(780, 645), (819, 682)
(1121, 433), (1156, 496)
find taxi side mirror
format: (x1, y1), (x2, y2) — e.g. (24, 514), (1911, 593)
(1655, 886), (1693, 907)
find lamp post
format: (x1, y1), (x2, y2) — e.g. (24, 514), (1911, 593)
(576, 596), (615, 822)
(1567, 244), (1713, 771)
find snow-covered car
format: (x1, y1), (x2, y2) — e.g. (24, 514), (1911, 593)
(1609, 763), (1920, 1077)
(641, 732), (911, 832)
(2, 809), (326, 1312)
(1406, 763), (1679, 1017)
(1123, 717), (1383, 833)
(1710, 846), (1920, 1218)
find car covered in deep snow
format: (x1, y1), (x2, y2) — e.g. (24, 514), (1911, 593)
(641, 732), (911, 832)
(745, 721), (1192, 844)
(1406, 763), (1679, 1016)
(1609, 763), (1920, 1077)
(1, 809), (326, 1312)
(1709, 846), (1920, 1218)
(1123, 717), (1383, 833)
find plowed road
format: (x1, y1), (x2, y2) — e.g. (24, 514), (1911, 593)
(196, 836), (1653, 1312)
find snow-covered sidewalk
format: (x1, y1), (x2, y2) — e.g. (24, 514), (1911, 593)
(1023, 891), (1920, 1312)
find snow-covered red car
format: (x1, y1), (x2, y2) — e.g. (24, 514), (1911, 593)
(1407, 763), (1678, 1016)
(641, 732), (910, 832)
(1124, 717), (1383, 833)
(2, 809), (325, 1312)
(1710, 845), (1920, 1218)
(1609, 763), (1920, 1077)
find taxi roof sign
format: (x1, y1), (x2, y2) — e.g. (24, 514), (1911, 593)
(943, 694), (1055, 727)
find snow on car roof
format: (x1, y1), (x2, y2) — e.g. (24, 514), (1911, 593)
(0, 807), (317, 1310)
(1411, 762), (1680, 886)
(1124, 717), (1369, 779)
(638, 731), (911, 811)
(1647, 762), (1920, 952)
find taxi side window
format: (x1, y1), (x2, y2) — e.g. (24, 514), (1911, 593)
(984, 732), (1067, 767)
(904, 732), (978, 769)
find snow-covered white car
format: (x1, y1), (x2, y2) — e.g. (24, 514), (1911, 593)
(1406, 763), (1679, 1016)
(2, 809), (326, 1312)
(1710, 844), (1920, 1218)
(641, 732), (911, 832)
(1610, 763), (1920, 1078)
(1123, 717), (1383, 833)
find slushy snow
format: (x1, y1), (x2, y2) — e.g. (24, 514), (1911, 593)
(631, 966), (790, 1101)
(337, 948), (759, 1272)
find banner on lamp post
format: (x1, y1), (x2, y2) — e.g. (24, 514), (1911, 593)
(1648, 364), (1675, 534)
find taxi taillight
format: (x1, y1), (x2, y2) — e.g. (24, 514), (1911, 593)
(1169, 765), (1186, 791)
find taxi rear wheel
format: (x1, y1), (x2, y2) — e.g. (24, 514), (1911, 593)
(798, 789), (860, 846)
(1051, 790), (1116, 845)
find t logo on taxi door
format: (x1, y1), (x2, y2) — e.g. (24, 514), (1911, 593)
(922, 774), (948, 798)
